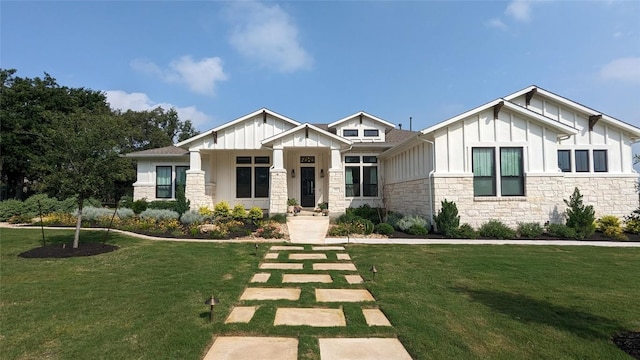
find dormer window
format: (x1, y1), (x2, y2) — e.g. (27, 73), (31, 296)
(343, 129), (358, 137)
(363, 129), (379, 137)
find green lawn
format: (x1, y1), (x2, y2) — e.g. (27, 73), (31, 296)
(1, 229), (638, 359)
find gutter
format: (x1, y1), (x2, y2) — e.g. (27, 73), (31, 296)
(417, 134), (436, 229)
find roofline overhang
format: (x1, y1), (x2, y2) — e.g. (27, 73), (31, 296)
(261, 123), (352, 147)
(328, 111), (396, 129)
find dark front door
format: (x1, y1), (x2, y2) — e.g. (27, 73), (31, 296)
(300, 167), (315, 207)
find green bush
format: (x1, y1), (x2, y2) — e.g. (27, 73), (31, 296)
(407, 224), (428, 236)
(385, 211), (404, 230)
(0, 199), (27, 221)
(140, 209), (179, 221)
(180, 210), (204, 225)
(80, 206), (114, 221)
(624, 207), (640, 234)
(456, 223), (477, 239)
(8, 214), (34, 224)
(269, 213), (287, 224)
(148, 200), (178, 212)
(597, 215), (627, 241)
(115, 208), (135, 219)
(336, 212), (358, 225)
(347, 204), (383, 224)
(248, 207), (264, 221)
(214, 201), (232, 219)
(517, 222), (544, 238)
(131, 199), (148, 214)
(374, 222), (395, 235)
(564, 187), (595, 239)
(433, 199), (460, 237)
(256, 221), (284, 239)
(232, 204), (247, 220)
(24, 194), (61, 215)
(397, 215), (429, 233)
(478, 219), (516, 239)
(175, 185), (190, 216)
(327, 224), (350, 236)
(356, 218), (375, 235)
(546, 223), (577, 239)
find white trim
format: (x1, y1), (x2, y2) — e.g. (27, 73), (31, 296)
(328, 111), (396, 129)
(261, 123), (352, 146)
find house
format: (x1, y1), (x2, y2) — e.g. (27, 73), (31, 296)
(125, 109), (417, 215)
(126, 86), (640, 227)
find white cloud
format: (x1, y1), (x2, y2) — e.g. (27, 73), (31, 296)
(105, 90), (211, 129)
(227, 1), (313, 72)
(130, 56), (228, 96)
(485, 18), (508, 30)
(600, 57), (640, 84)
(506, 0), (533, 22)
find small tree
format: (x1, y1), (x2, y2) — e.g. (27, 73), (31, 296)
(434, 199), (460, 237)
(564, 187), (595, 239)
(175, 185), (190, 216)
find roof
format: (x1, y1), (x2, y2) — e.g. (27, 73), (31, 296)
(261, 123), (352, 147)
(124, 146), (189, 158)
(328, 111), (396, 129)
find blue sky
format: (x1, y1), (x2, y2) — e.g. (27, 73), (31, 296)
(2, 1), (639, 134)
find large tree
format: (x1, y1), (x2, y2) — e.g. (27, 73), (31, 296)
(36, 88), (132, 248)
(119, 107), (199, 152)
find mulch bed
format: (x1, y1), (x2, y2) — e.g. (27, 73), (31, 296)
(18, 242), (119, 259)
(613, 331), (640, 359)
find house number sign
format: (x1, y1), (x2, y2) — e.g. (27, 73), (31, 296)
(300, 156), (315, 163)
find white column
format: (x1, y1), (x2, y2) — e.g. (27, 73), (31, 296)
(330, 148), (342, 169)
(190, 150), (202, 171)
(273, 147), (284, 169)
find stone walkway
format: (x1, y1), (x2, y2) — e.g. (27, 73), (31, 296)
(203, 244), (413, 360)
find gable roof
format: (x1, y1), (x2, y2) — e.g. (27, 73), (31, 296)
(176, 108), (301, 148)
(420, 98), (579, 137)
(505, 85), (640, 139)
(328, 111), (396, 129)
(261, 123), (352, 147)
(124, 145), (189, 158)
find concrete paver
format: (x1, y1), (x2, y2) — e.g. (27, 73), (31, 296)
(318, 338), (412, 360)
(362, 309), (392, 326)
(240, 288), (301, 301)
(289, 253), (327, 260)
(336, 253), (351, 260)
(287, 217), (329, 244)
(312, 246), (345, 251)
(344, 274), (364, 284)
(224, 306), (257, 323)
(313, 263), (357, 271)
(264, 252), (279, 259)
(282, 274), (332, 283)
(274, 308), (346, 327)
(250, 273), (271, 283)
(260, 262), (304, 270)
(270, 246), (305, 251)
(203, 336), (298, 360)
(316, 289), (375, 302)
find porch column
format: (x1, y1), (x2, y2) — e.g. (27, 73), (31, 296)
(185, 150), (208, 209)
(328, 148), (346, 215)
(269, 147), (288, 214)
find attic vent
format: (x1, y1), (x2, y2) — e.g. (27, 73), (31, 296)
(212, 131), (217, 144)
(359, 113), (363, 124)
(262, 110), (267, 123)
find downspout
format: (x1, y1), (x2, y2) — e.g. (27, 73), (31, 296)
(417, 135), (436, 228)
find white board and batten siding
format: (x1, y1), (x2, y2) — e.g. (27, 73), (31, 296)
(331, 117), (387, 143)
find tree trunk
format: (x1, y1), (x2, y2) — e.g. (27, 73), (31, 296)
(74, 201), (83, 249)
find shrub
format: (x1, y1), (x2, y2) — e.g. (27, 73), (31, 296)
(433, 199), (460, 237)
(517, 222), (544, 238)
(131, 199), (148, 214)
(232, 204), (248, 220)
(336, 212), (358, 225)
(385, 212), (404, 230)
(214, 201), (232, 219)
(597, 215), (627, 241)
(175, 185), (190, 216)
(546, 223), (577, 239)
(374, 222), (394, 235)
(478, 219), (516, 239)
(347, 204), (382, 224)
(40, 212), (77, 226)
(328, 224), (350, 236)
(456, 223), (477, 239)
(148, 200), (178, 212)
(180, 210), (204, 225)
(407, 224), (428, 236)
(198, 206), (213, 217)
(397, 215), (429, 233)
(247, 207), (263, 221)
(356, 218), (375, 235)
(624, 207), (640, 234)
(139, 209), (179, 221)
(256, 221), (284, 239)
(269, 213), (287, 224)
(116, 208), (135, 219)
(79, 206), (113, 221)
(8, 214), (34, 224)
(0, 199), (27, 221)
(24, 194), (61, 215)
(564, 187), (595, 239)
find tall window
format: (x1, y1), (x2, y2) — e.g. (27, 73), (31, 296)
(557, 150), (571, 172)
(175, 166), (188, 195)
(472, 148), (496, 196)
(345, 167), (360, 197)
(575, 150), (589, 172)
(363, 167), (378, 196)
(344, 155), (378, 197)
(593, 150), (608, 172)
(236, 156), (270, 198)
(500, 148), (524, 196)
(156, 166), (172, 198)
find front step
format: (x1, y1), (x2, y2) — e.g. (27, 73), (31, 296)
(288, 208), (328, 217)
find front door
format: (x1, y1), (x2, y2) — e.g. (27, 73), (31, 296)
(300, 167), (315, 207)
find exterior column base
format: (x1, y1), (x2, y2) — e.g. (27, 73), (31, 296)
(185, 170), (211, 210)
(269, 168), (288, 214)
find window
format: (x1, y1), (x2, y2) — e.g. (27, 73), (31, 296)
(236, 167), (252, 198)
(500, 148), (524, 196)
(345, 167), (360, 197)
(175, 166), (189, 195)
(345, 156), (360, 163)
(363, 156), (377, 163)
(236, 156), (252, 164)
(363, 166), (378, 197)
(156, 166), (172, 198)
(343, 129), (358, 137)
(593, 150), (608, 172)
(255, 156), (270, 164)
(236, 156), (270, 198)
(472, 148), (496, 196)
(364, 129), (379, 137)
(575, 150), (589, 172)
(255, 167), (269, 198)
(558, 150), (571, 172)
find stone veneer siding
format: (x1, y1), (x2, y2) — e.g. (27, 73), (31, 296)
(328, 169), (346, 216)
(185, 170), (213, 209)
(432, 174), (638, 228)
(383, 178), (432, 220)
(132, 184), (155, 201)
(268, 169), (288, 214)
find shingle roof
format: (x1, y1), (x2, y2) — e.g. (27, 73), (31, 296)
(124, 146), (189, 158)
